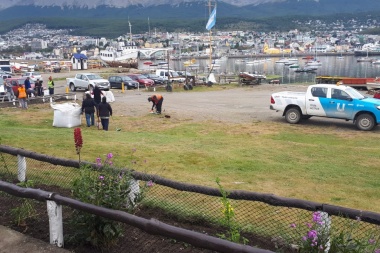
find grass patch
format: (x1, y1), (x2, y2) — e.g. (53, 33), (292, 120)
(0, 101), (379, 213)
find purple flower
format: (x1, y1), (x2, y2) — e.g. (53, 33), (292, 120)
(99, 175), (104, 180)
(313, 212), (321, 223)
(302, 236), (307, 241)
(107, 153), (113, 159)
(146, 180), (154, 187)
(307, 230), (318, 239)
(290, 223), (296, 228)
(369, 238), (376, 244)
(306, 223), (312, 229)
(374, 249), (380, 253)
(108, 161), (113, 165)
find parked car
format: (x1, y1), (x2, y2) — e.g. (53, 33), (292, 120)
(126, 74), (155, 88)
(66, 73), (110, 91)
(177, 71), (193, 77)
(1, 73), (12, 80)
(22, 71), (43, 82)
(155, 69), (186, 83)
(142, 73), (165, 85)
(5, 77), (36, 97)
(108, 75), (140, 89)
(0, 78), (5, 100)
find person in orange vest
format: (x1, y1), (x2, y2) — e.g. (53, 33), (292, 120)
(148, 94), (164, 114)
(17, 84), (27, 109)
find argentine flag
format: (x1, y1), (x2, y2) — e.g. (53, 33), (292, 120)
(206, 6), (216, 30)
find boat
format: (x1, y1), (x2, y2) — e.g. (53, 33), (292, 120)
(316, 76), (376, 89)
(294, 67), (317, 73)
(275, 58), (290, 64)
(238, 72), (266, 85)
(99, 44), (139, 63)
(357, 57), (374, 63)
(373, 59), (380, 65)
(354, 43), (380, 56)
(288, 63), (300, 68)
(366, 77), (380, 90)
(305, 60), (322, 67)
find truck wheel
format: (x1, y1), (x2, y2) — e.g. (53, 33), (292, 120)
(70, 83), (76, 92)
(355, 114), (375, 131)
(188, 84), (193, 90)
(285, 108), (302, 124)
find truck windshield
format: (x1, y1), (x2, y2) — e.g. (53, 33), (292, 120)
(87, 74), (102, 80)
(345, 87), (365, 99)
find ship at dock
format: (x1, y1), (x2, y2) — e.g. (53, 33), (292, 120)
(354, 42), (380, 56)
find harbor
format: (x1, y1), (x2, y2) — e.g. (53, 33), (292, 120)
(138, 54), (380, 85)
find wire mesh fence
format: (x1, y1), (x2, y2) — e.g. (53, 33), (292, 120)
(0, 148), (379, 253)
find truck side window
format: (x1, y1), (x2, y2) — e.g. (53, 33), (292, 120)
(332, 89), (350, 100)
(311, 88), (326, 98)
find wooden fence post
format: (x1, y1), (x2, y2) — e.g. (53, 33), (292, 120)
(47, 200), (64, 247)
(17, 155), (26, 182)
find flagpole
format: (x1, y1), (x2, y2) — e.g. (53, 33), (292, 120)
(206, 0), (216, 73)
(209, 0), (212, 69)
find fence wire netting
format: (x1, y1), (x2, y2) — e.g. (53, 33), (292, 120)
(0, 151), (379, 253)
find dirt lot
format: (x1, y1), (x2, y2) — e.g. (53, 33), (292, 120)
(44, 69), (308, 124)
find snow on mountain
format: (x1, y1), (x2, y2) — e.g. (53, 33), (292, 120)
(0, 0), (295, 10)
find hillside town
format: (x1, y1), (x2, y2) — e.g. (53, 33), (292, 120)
(0, 17), (379, 63)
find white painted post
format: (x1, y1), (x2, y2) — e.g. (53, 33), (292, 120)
(127, 179), (140, 207)
(317, 211), (331, 253)
(47, 200), (64, 248)
(17, 155), (26, 182)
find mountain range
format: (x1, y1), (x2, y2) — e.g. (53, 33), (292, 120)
(0, 0), (379, 38)
(0, 0), (379, 20)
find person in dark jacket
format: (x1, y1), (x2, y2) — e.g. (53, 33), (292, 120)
(81, 93), (97, 127)
(97, 96), (112, 131)
(92, 84), (103, 105)
(35, 79), (43, 96)
(148, 94), (164, 114)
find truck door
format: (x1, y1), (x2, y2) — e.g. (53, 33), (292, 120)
(305, 87), (328, 116)
(324, 88), (354, 119)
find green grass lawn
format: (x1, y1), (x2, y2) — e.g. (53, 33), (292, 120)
(1, 101), (379, 213)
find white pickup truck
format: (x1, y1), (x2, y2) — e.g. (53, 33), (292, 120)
(66, 73), (110, 92)
(270, 84), (380, 131)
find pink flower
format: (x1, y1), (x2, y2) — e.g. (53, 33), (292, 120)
(290, 223), (296, 228)
(306, 223), (312, 229)
(107, 153), (113, 159)
(99, 175), (104, 180)
(146, 180), (154, 187)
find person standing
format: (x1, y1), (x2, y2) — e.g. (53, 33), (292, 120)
(92, 84), (103, 105)
(81, 93), (97, 127)
(97, 96), (112, 131)
(24, 77), (33, 98)
(17, 84), (27, 109)
(35, 78), (43, 96)
(148, 94), (164, 114)
(4, 80), (15, 102)
(48, 76), (54, 95)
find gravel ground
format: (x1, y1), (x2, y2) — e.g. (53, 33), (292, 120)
(42, 69), (309, 124)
